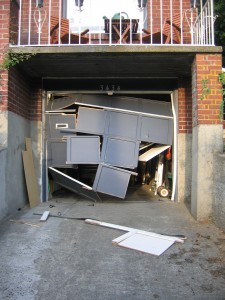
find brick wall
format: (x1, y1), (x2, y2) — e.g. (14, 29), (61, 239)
(8, 68), (42, 121)
(30, 84), (42, 121)
(0, 1), (42, 121)
(192, 54), (223, 126)
(178, 79), (192, 134)
(0, 1), (10, 112)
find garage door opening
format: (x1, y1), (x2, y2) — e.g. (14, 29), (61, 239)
(44, 92), (177, 202)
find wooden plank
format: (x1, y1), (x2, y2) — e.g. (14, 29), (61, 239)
(22, 138), (40, 208)
(40, 211), (50, 222)
(112, 230), (137, 245)
(139, 145), (170, 162)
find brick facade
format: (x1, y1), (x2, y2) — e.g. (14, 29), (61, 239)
(0, 1), (42, 121)
(192, 54), (223, 126)
(8, 69), (42, 121)
(178, 79), (192, 134)
(0, 1), (10, 112)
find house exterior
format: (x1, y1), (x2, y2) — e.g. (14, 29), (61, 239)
(0, 0), (224, 224)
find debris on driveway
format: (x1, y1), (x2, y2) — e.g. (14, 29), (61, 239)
(85, 218), (185, 256)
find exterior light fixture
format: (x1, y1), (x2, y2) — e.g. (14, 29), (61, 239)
(36, 0), (43, 8)
(138, 0), (147, 9)
(75, 0), (84, 9)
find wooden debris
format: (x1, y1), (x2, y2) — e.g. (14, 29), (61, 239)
(10, 219), (41, 228)
(85, 219), (184, 243)
(40, 211), (50, 222)
(85, 218), (186, 256)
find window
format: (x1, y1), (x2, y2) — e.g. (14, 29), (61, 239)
(67, 0), (145, 33)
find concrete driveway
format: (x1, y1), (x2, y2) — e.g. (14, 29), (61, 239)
(0, 188), (224, 300)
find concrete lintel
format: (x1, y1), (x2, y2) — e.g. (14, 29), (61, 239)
(10, 45), (223, 55)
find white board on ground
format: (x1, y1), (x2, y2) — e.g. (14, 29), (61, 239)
(117, 232), (175, 256)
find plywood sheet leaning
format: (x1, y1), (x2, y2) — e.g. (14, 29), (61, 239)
(22, 138), (40, 208)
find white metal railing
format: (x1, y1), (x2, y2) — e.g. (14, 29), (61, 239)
(192, 0), (215, 45)
(11, 0), (215, 47)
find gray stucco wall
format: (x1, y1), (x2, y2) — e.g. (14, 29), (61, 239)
(213, 153), (225, 231)
(0, 111), (43, 220)
(0, 149), (7, 220)
(5, 112), (30, 215)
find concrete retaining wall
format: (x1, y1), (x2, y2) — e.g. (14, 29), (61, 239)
(177, 133), (192, 203)
(191, 124), (224, 220)
(0, 149), (7, 220)
(5, 112), (30, 215)
(0, 111), (43, 220)
(213, 153), (225, 231)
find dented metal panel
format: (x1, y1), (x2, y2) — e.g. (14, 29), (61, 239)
(141, 99), (173, 117)
(101, 137), (140, 169)
(106, 111), (141, 140)
(47, 140), (68, 167)
(76, 107), (107, 135)
(140, 116), (173, 145)
(49, 167), (101, 202)
(67, 136), (100, 164)
(46, 114), (76, 140)
(93, 164), (137, 199)
(75, 95), (173, 118)
(46, 96), (76, 110)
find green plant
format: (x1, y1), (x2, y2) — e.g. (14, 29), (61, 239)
(0, 48), (36, 71)
(200, 78), (210, 101)
(218, 72), (225, 120)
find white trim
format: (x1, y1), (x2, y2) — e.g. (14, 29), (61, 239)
(170, 92), (177, 201)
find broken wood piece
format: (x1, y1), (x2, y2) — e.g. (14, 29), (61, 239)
(10, 219), (41, 228)
(112, 230), (138, 245)
(85, 219), (184, 243)
(33, 212), (90, 220)
(40, 211), (50, 222)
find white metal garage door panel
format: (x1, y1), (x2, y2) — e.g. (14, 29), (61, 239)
(93, 164), (136, 199)
(76, 107), (107, 135)
(101, 137), (140, 169)
(67, 136), (100, 164)
(140, 116), (173, 145)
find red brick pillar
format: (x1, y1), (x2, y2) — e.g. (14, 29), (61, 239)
(191, 53), (223, 220)
(0, 0), (10, 151)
